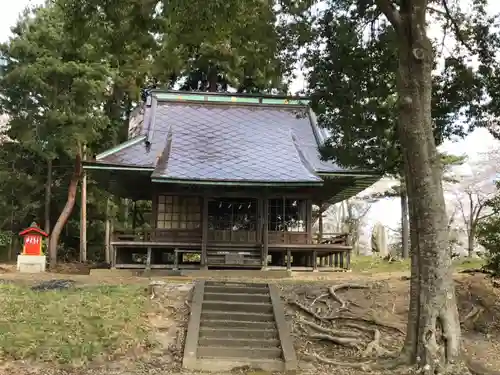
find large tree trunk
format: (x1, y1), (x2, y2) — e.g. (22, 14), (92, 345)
(104, 198), (111, 264)
(48, 154), (82, 268)
(467, 226), (475, 257)
(400, 187), (409, 259)
(396, 3), (461, 373)
(44, 159), (52, 251)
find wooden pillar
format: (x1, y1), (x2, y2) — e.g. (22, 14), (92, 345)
(262, 197), (269, 270)
(132, 200), (137, 230)
(112, 240), (117, 268)
(257, 198), (263, 246)
(104, 219), (111, 264)
(201, 196), (209, 269)
(80, 147), (87, 263)
(318, 203), (324, 244)
(286, 248), (291, 271)
(104, 213), (111, 264)
(151, 192), (158, 239)
(306, 199), (313, 244)
(312, 250), (318, 272)
(146, 247), (152, 271)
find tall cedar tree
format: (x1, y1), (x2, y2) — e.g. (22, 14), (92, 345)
(0, 5), (110, 267)
(280, 0), (500, 373)
(60, 0), (292, 94)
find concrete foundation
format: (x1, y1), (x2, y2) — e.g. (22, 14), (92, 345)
(17, 255), (46, 273)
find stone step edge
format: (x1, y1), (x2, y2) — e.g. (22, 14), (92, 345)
(200, 319), (277, 328)
(200, 326), (278, 333)
(199, 337), (281, 345)
(203, 291), (271, 298)
(201, 310), (274, 318)
(202, 300), (272, 307)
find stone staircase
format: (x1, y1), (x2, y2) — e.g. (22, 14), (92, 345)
(183, 281), (297, 373)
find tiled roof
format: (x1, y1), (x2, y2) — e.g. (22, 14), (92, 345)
(151, 103), (322, 182)
(94, 93), (363, 184)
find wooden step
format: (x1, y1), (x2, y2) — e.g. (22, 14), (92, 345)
(200, 319), (276, 330)
(199, 326), (279, 340)
(203, 291), (271, 303)
(198, 337), (280, 348)
(201, 310), (274, 322)
(197, 346), (282, 360)
(202, 300), (273, 314)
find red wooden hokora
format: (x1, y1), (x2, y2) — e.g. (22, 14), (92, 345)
(19, 223), (48, 256)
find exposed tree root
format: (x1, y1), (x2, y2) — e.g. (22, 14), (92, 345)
(465, 354), (500, 375)
(307, 333), (364, 350)
(290, 281), (500, 375)
(328, 283), (370, 311)
(362, 329), (393, 357)
(290, 299), (326, 320)
(290, 298), (405, 334)
(460, 306), (484, 325)
(328, 314), (406, 334)
(303, 351), (374, 370)
(300, 318), (362, 338)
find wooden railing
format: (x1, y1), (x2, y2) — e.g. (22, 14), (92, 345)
(112, 229), (202, 243)
(314, 232), (349, 246)
(112, 229), (350, 247)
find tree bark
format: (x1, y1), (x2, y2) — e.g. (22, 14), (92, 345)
(80, 146), (87, 263)
(400, 187), (410, 259)
(44, 159), (52, 251)
(105, 198), (111, 264)
(48, 153), (82, 268)
(394, 2), (461, 372)
(467, 226), (475, 257)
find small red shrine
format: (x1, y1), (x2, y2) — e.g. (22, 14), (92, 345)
(19, 222), (48, 256)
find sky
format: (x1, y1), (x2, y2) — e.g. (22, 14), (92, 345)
(2, 0), (500, 242)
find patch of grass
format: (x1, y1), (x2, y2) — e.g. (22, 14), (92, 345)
(0, 284), (153, 365)
(351, 255), (486, 273)
(350, 256), (410, 273)
(454, 257), (485, 271)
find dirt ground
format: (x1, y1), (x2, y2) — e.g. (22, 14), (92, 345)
(0, 264), (499, 375)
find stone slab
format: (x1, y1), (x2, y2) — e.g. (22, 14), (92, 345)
(17, 255), (46, 273)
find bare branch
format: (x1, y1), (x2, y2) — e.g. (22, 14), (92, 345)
(441, 0), (474, 52)
(375, 0), (402, 32)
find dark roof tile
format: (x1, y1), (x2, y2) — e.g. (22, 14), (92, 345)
(96, 98), (350, 182)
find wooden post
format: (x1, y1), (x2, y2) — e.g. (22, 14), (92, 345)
(104, 198), (111, 264)
(286, 248), (291, 271)
(132, 200), (137, 230)
(318, 203), (324, 244)
(80, 146), (87, 263)
(44, 159), (52, 251)
(312, 250), (318, 272)
(262, 197), (269, 270)
(306, 199), (313, 244)
(201, 196), (208, 269)
(146, 247), (152, 271)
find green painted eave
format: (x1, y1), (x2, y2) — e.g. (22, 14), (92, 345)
(83, 162), (154, 172)
(151, 91), (309, 106)
(95, 136), (146, 160)
(318, 171), (382, 178)
(151, 177), (323, 187)
(327, 175), (381, 203)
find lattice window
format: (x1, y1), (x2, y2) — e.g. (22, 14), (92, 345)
(157, 195), (201, 229)
(208, 198), (257, 231)
(268, 198), (307, 232)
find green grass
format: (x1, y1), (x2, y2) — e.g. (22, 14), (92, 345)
(0, 284), (153, 364)
(350, 255), (485, 273)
